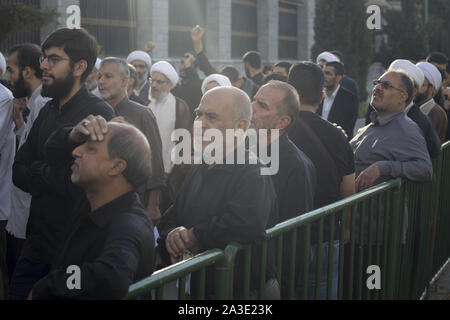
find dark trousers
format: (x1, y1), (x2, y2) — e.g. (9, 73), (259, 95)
(8, 256), (51, 300)
(0, 221), (8, 300)
(6, 233), (25, 283)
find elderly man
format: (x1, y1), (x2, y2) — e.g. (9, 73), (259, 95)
(365, 59), (441, 158)
(29, 118), (155, 299)
(351, 70), (432, 192)
(97, 57), (165, 226)
(415, 62), (448, 143)
(85, 58), (101, 96)
(149, 61), (192, 177)
(251, 80), (316, 298)
(127, 50), (152, 105)
(158, 86), (278, 298)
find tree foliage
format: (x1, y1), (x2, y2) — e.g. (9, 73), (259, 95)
(0, 3), (59, 43)
(312, 0), (373, 101)
(376, 0), (429, 66)
(424, 0), (450, 55)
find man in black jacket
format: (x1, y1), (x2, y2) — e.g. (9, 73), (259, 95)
(158, 87), (278, 298)
(9, 28), (114, 300)
(29, 120), (155, 300)
(317, 62), (359, 140)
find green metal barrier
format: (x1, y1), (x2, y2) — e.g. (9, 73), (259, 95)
(126, 143), (450, 300)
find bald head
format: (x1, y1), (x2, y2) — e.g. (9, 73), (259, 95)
(200, 86), (252, 130)
(107, 122), (152, 188)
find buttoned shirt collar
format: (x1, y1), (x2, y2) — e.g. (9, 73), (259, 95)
(370, 110), (405, 127)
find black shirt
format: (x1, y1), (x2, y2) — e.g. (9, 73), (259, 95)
(13, 86), (115, 264)
(32, 192), (155, 300)
(158, 154), (278, 293)
(250, 72), (265, 87)
(272, 133), (316, 222)
(115, 97), (165, 195)
(287, 111), (355, 209)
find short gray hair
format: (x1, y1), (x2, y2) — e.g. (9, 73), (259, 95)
(265, 80), (300, 127)
(231, 90), (252, 130)
(100, 57), (130, 78)
(107, 124), (152, 189)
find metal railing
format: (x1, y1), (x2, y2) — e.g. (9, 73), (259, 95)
(126, 142), (450, 300)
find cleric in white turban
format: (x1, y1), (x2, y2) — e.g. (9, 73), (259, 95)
(201, 74), (232, 94)
(389, 59), (424, 88)
(416, 62), (442, 90)
(148, 60), (192, 175)
(127, 50), (153, 105)
(316, 51), (340, 69)
(151, 61), (179, 87)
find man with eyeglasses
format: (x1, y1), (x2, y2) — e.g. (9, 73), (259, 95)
(350, 70), (432, 192)
(9, 28), (114, 300)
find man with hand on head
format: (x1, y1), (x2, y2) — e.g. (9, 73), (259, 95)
(29, 117), (155, 300)
(10, 27), (114, 300)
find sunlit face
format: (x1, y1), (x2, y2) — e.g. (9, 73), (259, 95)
(71, 131), (115, 189)
(130, 59), (149, 86)
(194, 90), (234, 151)
(98, 62), (127, 102)
(6, 51), (29, 98)
(318, 60), (327, 70)
(251, 85), (285, 130)
(40, 46), (75, 99)
(371, 72), (408, 115)
(323, 66), (341, 90)
(150, 71), (172, 101)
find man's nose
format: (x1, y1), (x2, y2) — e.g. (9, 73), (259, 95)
(72, 144), (84, 158)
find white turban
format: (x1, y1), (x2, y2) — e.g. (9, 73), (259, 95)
(95, 58), (102, 70)
(388, 59), (424, 88)
(416, 62), (442, 90)
(316, 51), (341, 64)
(201, 74), (232, 94)
(151, 61), (179, 86)
(0, 52), (6, 77)
(127, 50), (152, 70)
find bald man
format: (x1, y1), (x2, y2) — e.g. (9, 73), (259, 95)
(30, 118), (155, 299)
(158, 87), (279, 298)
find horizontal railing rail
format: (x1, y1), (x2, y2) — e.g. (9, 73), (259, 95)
(126, 142), (450, 300)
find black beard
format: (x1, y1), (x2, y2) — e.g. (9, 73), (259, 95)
(414, 90), (430, 106)
(41, 71), (75, 100)
(12, 73), (30, 98)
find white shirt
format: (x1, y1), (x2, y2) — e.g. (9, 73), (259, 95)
(419, 98), (435, 116)
(0, 83), (14, 221)
(322, 84), (340, 120)
(6, 86), (49, 238)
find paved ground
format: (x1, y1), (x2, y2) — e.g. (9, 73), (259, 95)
(428, 262), (450, 300)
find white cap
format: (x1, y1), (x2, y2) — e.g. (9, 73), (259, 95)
(127, 50), (152, 70)
(316, 51), (341, 64)
(95, 58), (102, 70)
(416, 62), (442, 90)
(0, 52), (6, 77)
(388, 59), (424, 88)
(201, 74), (232, 94)
(151, 61), (179, 86)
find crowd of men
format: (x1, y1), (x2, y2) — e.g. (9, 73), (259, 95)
(0, 25), (449, 300)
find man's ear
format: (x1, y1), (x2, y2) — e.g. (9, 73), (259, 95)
(22, 66), (34, 80)
(73, 59), (88, 79)
(277, 115), (291, 131)
(109, 159), (127, 177)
